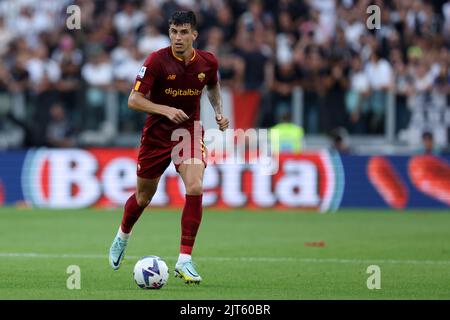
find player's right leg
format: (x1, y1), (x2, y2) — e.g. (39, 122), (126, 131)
(174, 160), (205, 284)
(109, 176), (160, 270)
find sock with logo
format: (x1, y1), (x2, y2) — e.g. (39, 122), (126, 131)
(180, 194), (203, 255)
(120, 193), (146, 234)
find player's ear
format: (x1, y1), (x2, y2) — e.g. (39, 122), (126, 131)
(192, 30), (198, 41)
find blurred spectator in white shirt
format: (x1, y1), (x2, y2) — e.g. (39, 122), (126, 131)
(114, 48), (144, 85)
(26, 44), (61, 93)
(14, 5), (53, 48)
(81, 49), (113, 130)
(138, 25), (170, 56)
(113, 1), (146, 36)
(343, 10), (366, 51)
(346, 55), (370, 132)
(364, 50), (394, 133)
(111, 34), (136, 66)
(309, 0), (336, 45)
(114, 47), (146, 132)
(82, 50), (113, 88)
(365, 51), (394, 92)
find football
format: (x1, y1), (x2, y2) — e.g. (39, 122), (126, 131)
(133, 256), (169, 289)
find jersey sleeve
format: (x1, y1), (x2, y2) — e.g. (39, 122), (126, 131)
(133, 52), (160, 95)
(206, 54), (219, 86)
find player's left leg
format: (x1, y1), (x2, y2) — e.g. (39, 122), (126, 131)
(109, 176), (161, 270)
(109, 143), (172, 270)
(174, 160), (205, 284)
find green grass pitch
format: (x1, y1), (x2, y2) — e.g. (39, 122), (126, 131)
(0, 207), (449, 299)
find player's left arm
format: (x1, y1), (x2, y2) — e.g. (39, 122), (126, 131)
(207, 82), (229, 131)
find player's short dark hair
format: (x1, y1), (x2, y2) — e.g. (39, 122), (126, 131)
(169, 11), (197, 30)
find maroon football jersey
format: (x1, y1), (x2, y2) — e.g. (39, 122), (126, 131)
(133, 46), (218, 146)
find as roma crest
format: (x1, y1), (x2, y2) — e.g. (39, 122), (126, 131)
(198, 72), (205, 82)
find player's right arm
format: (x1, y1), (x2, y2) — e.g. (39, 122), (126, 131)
(129, 52), (188, 124)
(128, 90), (188, 124)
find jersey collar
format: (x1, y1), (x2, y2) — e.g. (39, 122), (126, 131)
(170, 46), (196, 64)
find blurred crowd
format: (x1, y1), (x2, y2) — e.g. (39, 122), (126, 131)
(0, 0), (449, 149)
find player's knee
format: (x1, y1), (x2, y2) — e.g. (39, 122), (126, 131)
(136, 191), (153, 207)
(185, 181), (203, 195)
(136, 196), (149, 208)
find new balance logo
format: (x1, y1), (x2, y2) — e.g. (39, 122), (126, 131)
(167, 74), (176, 80)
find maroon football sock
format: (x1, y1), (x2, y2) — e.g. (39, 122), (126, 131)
(180, 194), (203, 254)
(120, 193), (146, 234)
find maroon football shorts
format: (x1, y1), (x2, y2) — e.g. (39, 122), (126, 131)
(137, 136), (207, 180)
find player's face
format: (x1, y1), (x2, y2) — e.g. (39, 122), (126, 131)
(169, 24), (198, 55)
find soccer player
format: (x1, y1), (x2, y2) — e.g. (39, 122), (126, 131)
(108, 11), (229, 284)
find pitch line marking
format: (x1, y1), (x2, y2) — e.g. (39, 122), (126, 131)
(1, 252), (450, 266)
